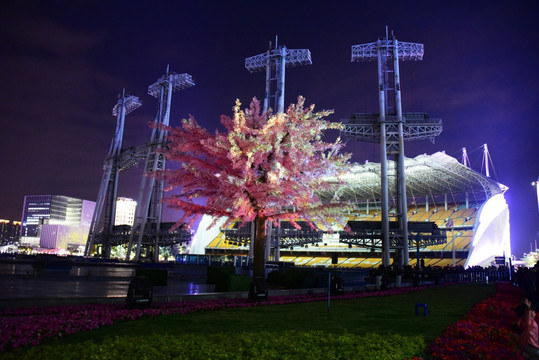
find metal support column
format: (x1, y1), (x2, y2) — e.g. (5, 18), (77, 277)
(377, 39), (391, 267)
(126, 67), (194, 262)
(342, 28), (442, 267)
(245, 39), (312, 266)
(393, 37), (409, 266)
(85, 90), (142, 257)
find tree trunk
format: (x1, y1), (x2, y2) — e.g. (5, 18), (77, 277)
(249, 214), (268, 301)
(252, 214), (267, 280)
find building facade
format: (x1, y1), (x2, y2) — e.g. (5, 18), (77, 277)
(0, 219), (20, 245)
(114, 197), (137, 226)
(20, 195), (95, 251)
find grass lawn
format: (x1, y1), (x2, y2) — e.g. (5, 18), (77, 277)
(2, 284), (497, 359)
(65, 284), (492, 341)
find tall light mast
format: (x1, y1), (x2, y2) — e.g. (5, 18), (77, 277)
(341, 28), (442, 267)
(126, 66), (194, 262)
(245, 38), (312, 265)
(245, 37), (312, 113)
(85, 90), (142, 257)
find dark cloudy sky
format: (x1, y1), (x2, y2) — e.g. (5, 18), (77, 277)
(0, 1), (537, 258)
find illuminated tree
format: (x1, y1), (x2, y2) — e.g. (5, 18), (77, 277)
(158, 96), (351, 287)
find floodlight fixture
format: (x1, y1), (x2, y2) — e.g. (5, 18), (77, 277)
(245, 48), (312, 73)
(352, 41), (424, 63)
(148, 72), (195, 97)
(245, 38), (312, 114)
(112, 94), (142, 116)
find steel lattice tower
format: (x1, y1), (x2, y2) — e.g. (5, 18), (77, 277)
(245, 38), (312, 264)
(341, 29), (442, 267)
(245, 37), (312, 113)
(85, 90), (142, 258)
(126, 66), (194, 262)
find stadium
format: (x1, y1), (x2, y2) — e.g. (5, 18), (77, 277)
(80, 32), (512, 271)
(189, 150), (511, 270)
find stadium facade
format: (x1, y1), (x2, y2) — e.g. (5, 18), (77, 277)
(189, 152), (510, 269)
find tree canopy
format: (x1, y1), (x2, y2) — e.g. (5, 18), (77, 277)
(158, 96), (351, 230)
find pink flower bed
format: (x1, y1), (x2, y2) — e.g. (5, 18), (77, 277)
(427, 282), (523, 359)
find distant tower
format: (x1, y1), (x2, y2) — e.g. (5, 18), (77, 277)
(481, 144), (491, 178)
(340, 28), (442, 267)
(245, 37), (312, 113)
(245, 38), (312, 263)
(126, 66), (194, 262)
(85, 91), (142, 257)
(461, 147), (470, 168)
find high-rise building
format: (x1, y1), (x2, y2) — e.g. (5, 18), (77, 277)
(20, 195), (95, 251)
(0, 219), (20, 245)
(114, 197), (137, 226)
(20, 195), (53, 240)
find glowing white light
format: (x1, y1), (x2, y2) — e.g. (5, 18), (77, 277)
(465, 194), (511, 268)
(190, 215), (227, 255)
(473, 194), (506, 246)
(535, 178), (539, 213)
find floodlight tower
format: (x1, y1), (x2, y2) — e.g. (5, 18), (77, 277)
(85, 90), (142, 257)
(245, 37), (312, 113)
(126, 66), (194, 262)
(245, 38), (312, 264)
(341, 28), (442, 267)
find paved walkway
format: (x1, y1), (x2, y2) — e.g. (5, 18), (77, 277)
(0, 260), (367, 308)
(0, 262), (221, 308)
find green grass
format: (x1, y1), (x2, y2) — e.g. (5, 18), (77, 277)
(59, 283), (493, 344)
(3, 284), (496, 359)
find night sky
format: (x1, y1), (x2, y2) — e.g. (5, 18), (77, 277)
(1, 1), (537, 258)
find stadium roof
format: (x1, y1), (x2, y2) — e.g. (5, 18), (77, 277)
(322, 152), (508, 205)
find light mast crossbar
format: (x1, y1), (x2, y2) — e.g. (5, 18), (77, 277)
(245, 48), (312, 73)
(148, 73), (195, 97)
(352, 41), (424, 62)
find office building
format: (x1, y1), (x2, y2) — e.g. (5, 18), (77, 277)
(20, 195), (95, 251)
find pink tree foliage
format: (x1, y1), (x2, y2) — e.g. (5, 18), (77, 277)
(157, 96), (351, 279)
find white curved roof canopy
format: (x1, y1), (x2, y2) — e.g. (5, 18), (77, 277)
(322, 152), (508, 204)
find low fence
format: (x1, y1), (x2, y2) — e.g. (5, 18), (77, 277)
(446, 269), (511, 283)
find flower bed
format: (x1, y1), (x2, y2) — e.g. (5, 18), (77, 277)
(0, 282), (525, 358)
(0, 286), (424, 351)
(427, 282), (523, 359)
